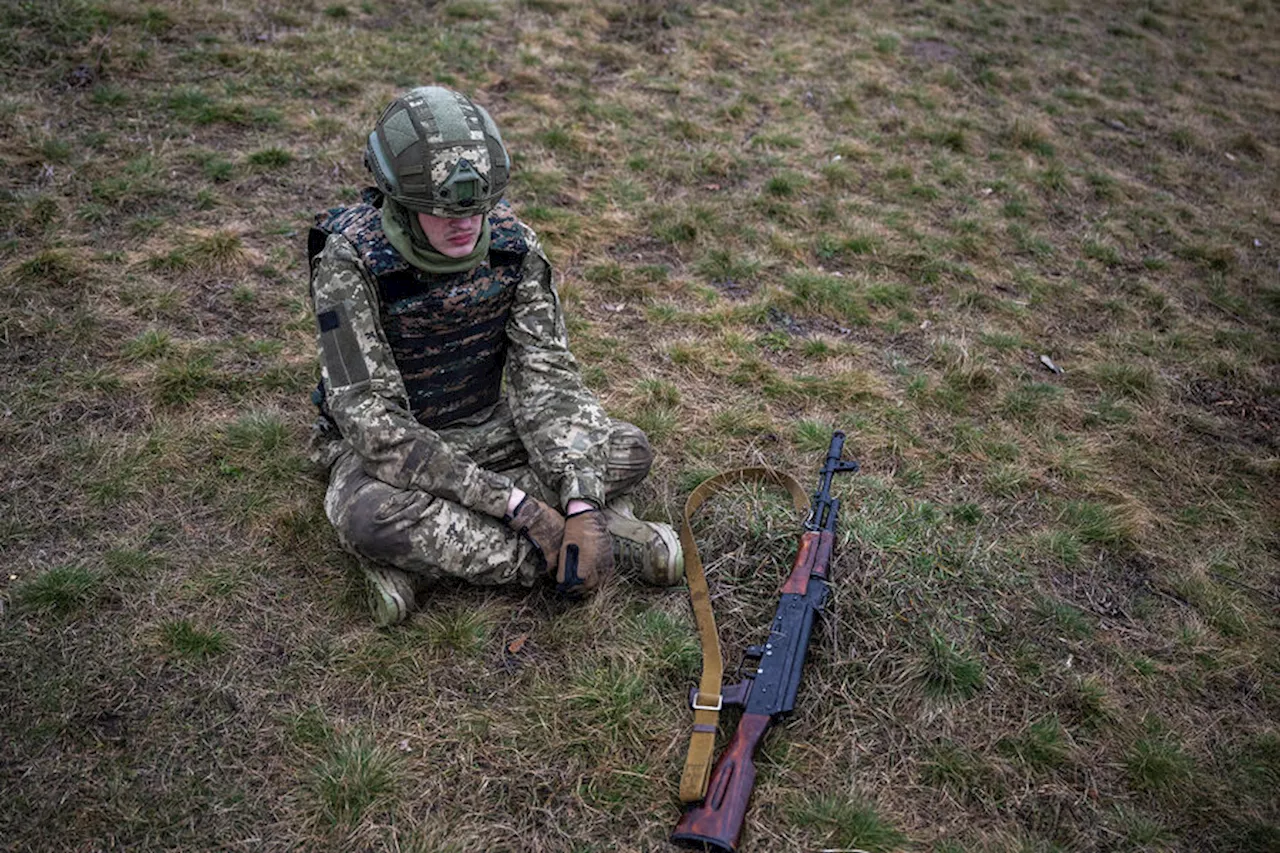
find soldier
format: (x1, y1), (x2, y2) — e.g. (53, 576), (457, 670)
(307, 85), (683, 625)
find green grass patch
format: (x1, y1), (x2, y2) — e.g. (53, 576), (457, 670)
(308, 732), (401, 826)
(780, 271), (870, 325)
(1086, 362), (1158, 399)
(695, 249), (760, 283)
(155, 354), (217, 405)
(13, 249), (82, 288)
(765, 171), (807, 197)
(566, 663), (650, 748)
(1126, 727), (1194, 795)
(621, 607), (698, 677)
(1059, 500), (1134, 548)
(15, 564), (101, 615)
(248, 147), (293, 169)
(998, 714), (1070, 770)
(1033, 595), (1094, 639)
(921, 741), (997, 801)
(786, 794), (906, 852)
(423, 603), (490, 655)
(160, 619), (229, 659)
(917, 631), (985, 700)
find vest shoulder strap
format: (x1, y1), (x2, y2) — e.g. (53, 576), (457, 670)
(486, 200), (529, 264)
(312, 203), (410, 279)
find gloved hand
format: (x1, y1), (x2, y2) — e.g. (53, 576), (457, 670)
(557, 508), (614, 598)
(506, 495), (565, 576)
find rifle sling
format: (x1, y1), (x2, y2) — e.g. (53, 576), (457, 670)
(677, 467), (810, 804)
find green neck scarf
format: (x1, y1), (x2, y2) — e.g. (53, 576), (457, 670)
(381, 198), (491, 274)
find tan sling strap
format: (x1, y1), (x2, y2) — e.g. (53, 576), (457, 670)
(677, 467), (811, 803)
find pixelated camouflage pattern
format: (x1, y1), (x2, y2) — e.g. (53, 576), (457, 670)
(323, 412), (653, 586)
(309, 200), (614, 523)
(315, 201), (526, 428)
(369, 86), (509, 217)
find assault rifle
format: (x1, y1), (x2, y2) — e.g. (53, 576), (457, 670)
(671, 431), (858, 853)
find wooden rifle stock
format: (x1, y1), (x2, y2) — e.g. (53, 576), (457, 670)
(670, 712), (771, 852)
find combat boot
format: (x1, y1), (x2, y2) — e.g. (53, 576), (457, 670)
(603, 498), (684, 586)
(364, 564), (417, 626)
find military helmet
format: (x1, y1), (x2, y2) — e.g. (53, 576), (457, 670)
(365, 86), (510, 218)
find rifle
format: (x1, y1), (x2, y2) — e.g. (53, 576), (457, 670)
(671, 431), (858, 853)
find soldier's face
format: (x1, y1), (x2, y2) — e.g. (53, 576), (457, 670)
(417, 212), (484, 258)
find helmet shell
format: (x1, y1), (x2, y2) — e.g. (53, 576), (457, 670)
(365, 86), (510, 217)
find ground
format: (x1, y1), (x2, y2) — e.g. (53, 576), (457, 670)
(1, 1), (1277, 851)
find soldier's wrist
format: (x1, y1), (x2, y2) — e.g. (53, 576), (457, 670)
(506, 487), (527, 519)
(565, 498), (596, 516)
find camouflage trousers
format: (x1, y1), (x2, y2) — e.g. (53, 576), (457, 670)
(323, 401), (653, 587)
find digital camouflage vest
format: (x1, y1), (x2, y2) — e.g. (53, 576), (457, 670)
(310, 193), (529, 429)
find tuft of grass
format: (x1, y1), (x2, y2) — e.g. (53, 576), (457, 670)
(159, 619), (229, 659)
(1059, 501), (1134, 548)
(1176, 241), (1236, 271)
(202, 156), (234, 182)
(786, 794), (906, 852)
(1087, 362), (1157, 399)
(622, 608), (699, 676)
(566, 663), (650, 748)
(1106, 805), (1170, 848)
(423, 604), (489, 655)
(1169, 574), (1249, 638)
(1126, 728), (1194, 795)
(695, 249), (760, 283)
(14, 249), (82, 288)
(917, 631), (985, 700)
(765, 171), (807, 197)
(998, 715), (1070, 770)
(1033, 595), (1094, 639)
(794, 420), (835, 452)
(91, 84), (128, 106)
(921, 741), (996, 801)
(781, 271), (869, 325)
(308, 732), (401, 826)
(155, 354), (216, 405)
(985, 463), (1032, 497)
(1060, 675), (1114, 730)
(1007, 117), (1055, 157)
(247, 147), (293, 168)
(15, 565), (100, 614)
(624, 377), (682, 442)
(104, 548), (168, 579)
(226, 411), (290, 455)
(712, 406), (773, 437)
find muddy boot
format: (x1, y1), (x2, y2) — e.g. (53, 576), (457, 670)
(364, 564), (417, 626)
(603, 498), (684, 586)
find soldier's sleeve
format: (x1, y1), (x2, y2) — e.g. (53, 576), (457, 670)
(504, 226), (613, 510)
(311, 233), (514, 518)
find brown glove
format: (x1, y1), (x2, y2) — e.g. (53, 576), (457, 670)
(506, 495), (565, 576)
(557, 508), (614, 598)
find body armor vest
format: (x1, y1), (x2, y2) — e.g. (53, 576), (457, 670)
(311, 192), (529, 429)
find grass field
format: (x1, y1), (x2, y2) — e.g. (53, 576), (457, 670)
(1, 1), (1277, 851)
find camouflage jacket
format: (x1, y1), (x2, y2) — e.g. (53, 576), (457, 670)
(309, 201), (612, 517)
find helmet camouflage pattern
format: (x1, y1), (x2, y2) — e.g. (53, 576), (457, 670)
(365, 86), (511, 218)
